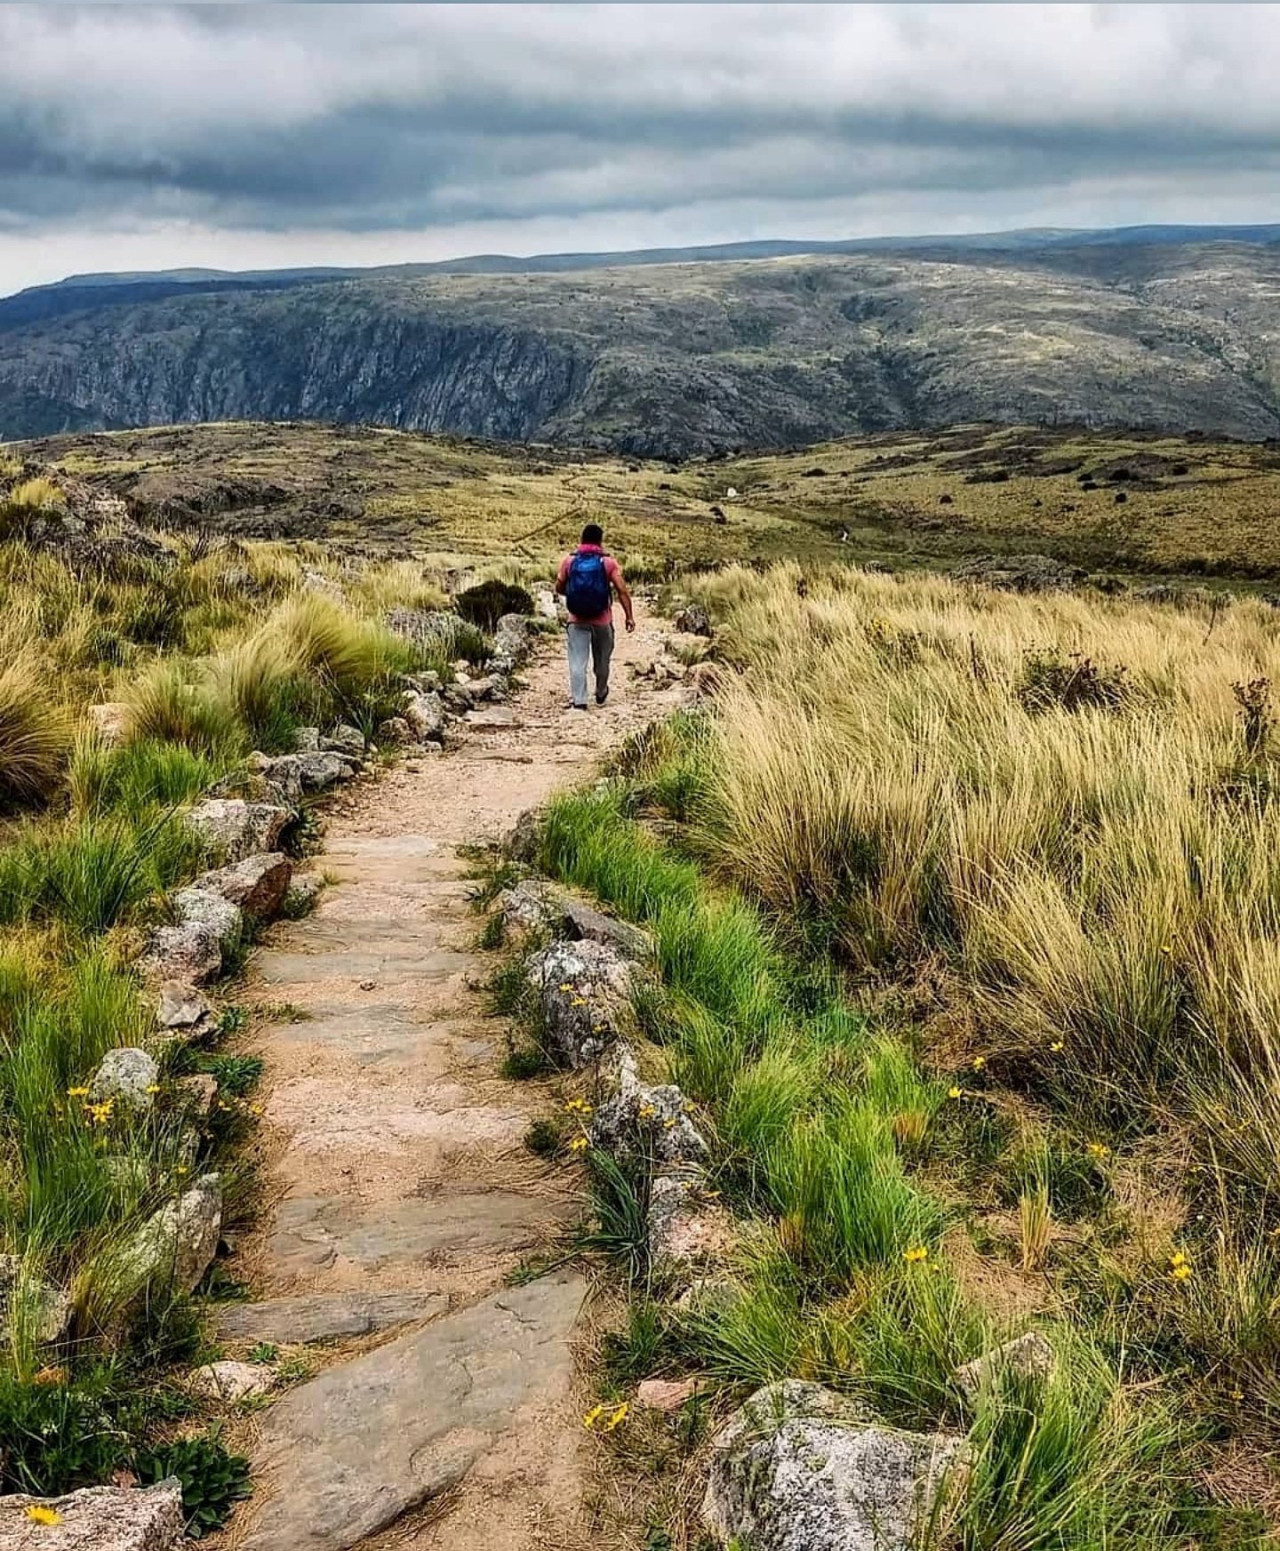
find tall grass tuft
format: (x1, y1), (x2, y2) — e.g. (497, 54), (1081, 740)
(0, 656), (70, 809)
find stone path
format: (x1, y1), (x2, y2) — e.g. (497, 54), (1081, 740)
(224, 608), (680, 1551)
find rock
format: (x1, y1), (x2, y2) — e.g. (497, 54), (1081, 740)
(174, 1072), (218, 1120)
(138, 923), (222, 986)
(673, 604), (712, 637)
(321, 723), (365, 759)
(89, 1047), (160, 1112)
(292, 726), (321, 752)
(216, 1290), (446, 1345)
(703, 1380), (970, 1551)
(500, 879), (651, 959)
(386, 607), (463, 655)
(283, 872), (324, 917)
(505, 807), (541, 863)
(492, 612), (534, 670)
(591, 1079), (708, 1166)
(189, 1359), (274, 1404)
(0, 1254), (72, 1346)
(685, 661), (726, 701)
(402, 688), (445, 742)
(534, 588), (559, 619)
(87, 702), (131, 747)
(465, 705), (518, 730)
(156, 981), (214, 1035)
(0, 1481), (184, 1550)
(242, 1273), (584, 1551)
(191, 852), (292, 919)
(171, 887), (243, 952)
(953, 1331), (1055, 1398)
(186, 799), (292, 863)
(637, 1376), (701, 1412)
(121, 1174), (222, 1298)
(648, 1167), (734, 1275)
(953, 554), (1087, 593)
(302, 568), (344, 600)
(376, 715), (413, 746)
(525, 939), (634, 1068)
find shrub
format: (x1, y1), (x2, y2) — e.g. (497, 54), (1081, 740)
(70, 736), (226, 816)
(0, 477), (65, 538)
(0, 1364), (129, 1495)
(455, 580), (534, 630)
(1016, 646), (1129, 713)
(134, 1431), (252, 1538)
(0, 656), (70, 809)
(124, 660), (241, 756)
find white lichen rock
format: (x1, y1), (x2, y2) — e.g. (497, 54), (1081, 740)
(171, 887), (243, 952)
(703, 1380), (970, 1551)
(189, 1358), (274, 1403)
(138, 923), (222, 986)
(89, 1047), (160, 1111)
(591, 1079), (708, 1166)
(190, 851), (292, 919)
(525, 938), (634, 1067)
(121, 1174), (222, 1297)
(402, 688), (445, 742)
(648, 1167), (734, 1276)
(954, 1330), (1055, 1397)
(185, 799), (292, 863)
(156, 981), (214, 1035)
(500, 879), (651, 959)
(0, 1254), (72, 1346)
(283, 872), (324, 917)
(0, 1480), (184, 1549)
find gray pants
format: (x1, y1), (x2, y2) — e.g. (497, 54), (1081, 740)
(567, 622), (614, 706)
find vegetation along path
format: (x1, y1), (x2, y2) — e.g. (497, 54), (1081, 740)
(224, 606), (679, 1551)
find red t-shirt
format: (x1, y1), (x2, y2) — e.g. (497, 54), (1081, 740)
(557, 546), (623, 626)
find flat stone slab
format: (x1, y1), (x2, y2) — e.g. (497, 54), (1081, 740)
(254, 945), (471, 985)
(1, 1481), (184, 1549)
(217, 1290), (446, 1345)
(243, 1273), (584, 1550)
(269, 1190), (564, 1276)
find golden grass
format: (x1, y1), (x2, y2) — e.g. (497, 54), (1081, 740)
(0, 656), (71, 809)
(690, 563), (1280, 1177)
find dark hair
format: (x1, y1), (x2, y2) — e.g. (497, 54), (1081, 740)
(581, 523), (604, 546)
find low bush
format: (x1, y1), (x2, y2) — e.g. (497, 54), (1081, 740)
(455, 579), (534, 630)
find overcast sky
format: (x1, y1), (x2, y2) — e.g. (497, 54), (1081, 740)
(2, 3), (1279, 296)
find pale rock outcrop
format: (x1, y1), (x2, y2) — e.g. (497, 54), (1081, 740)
(185, 799), (292, 863)
(954, 1331), (1055, 1398)
(0, 1481), (184, 1550)
(0, 1254), (72, 1346)
(190, 852), (292, 919)
(321, 723), (365, 760)
(157, 980), (214, 1036)
(500, 878), (651, 959)
(704, 1380), (970, 1551)
(138, 923), (222, 986)
(403, 689), (446, 742)
(525, 938), (633, 1067)
(648, 1167), (733, 1276)
(189, 1359), (274, 1404)
(171, 887), (243, 953)
(591, 1077), (708, 1167)
(120, 1174), (222, 1297)
(89, 1047), (160, 1112)
(283, 872), (324, 917)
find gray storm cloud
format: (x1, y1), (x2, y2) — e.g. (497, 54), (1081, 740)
(1, 4), (1279, 290)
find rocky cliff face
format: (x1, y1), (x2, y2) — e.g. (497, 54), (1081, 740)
(3, 245), (1280, 452)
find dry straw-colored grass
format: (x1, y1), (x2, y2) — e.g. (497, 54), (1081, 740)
(690, 563), (1280, 1173)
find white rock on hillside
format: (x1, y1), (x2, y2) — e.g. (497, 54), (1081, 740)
(500, 878), (651, 959)
(138, 923), (222, 986)
(703, 1380), (970, 1551)
(403, 689), (445, 742)
(89, 1047), (160, 1111)
(591, 1079), (708, 1166)
(87, 701), (131, 747)
(156, 981), (214, 1034)
(121, 1174), (222, 1298)
(171, 888), (243, 952)
(0, 1254), (72, 1346)
(190, 852), (292, 919)
(189, 1358), (274, 1403)
(321, 723), (365, 759)
(954, 1331), (1055, 1397)
(185, 799), (292, 863)
(525, 938), (633, 1067)
(648, 1167), (733, 1277)
(283, 872), (324, 917)
(0, 1480), (184, 1550)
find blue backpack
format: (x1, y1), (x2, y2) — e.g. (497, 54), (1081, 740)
(564, 550), (611, 617)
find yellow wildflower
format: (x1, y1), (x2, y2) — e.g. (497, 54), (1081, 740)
(85, 1100), (113, 1125)
(604, 1402), (629, 1431)
(145, 1084), (162, 1094)
(563, 1097), (592, 1115)
(639, 1104), (657, 1119)
(971, 1056), (986, 1072)
(66, 1086), (90, 1098)
(663, 1117), (677, 1129)
(25, 1506), (62, 1526)
(1087, 1142), (1110, 1159)
(1169, 1249), (1188, 1267)
(903, 1246), (929, 1264)
(582, 1403), (606, 1430)
(570, 997), (587, 1007)
(1049, 1041), (1064, 1053)
(947, 1085), (962, 1100)
(569, 1135), (589, 1153)
(1170, 1262), (1193, 1282)
(558, 982), (575, 993)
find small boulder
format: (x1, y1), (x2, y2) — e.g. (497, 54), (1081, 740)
(321, 723), (365, 760)
(296, 750), (356, 791)
(637, 1376), (701, 1413)
(492, 612), (534, 670)
(592, 1080), (707, 1166)
(138, 923), (222, 986)
(121, 1174), (222, 1298)
(89, 1047), (160, 1112)
(0, 1481), (184, 1550)
(191, 852), (292, 920)
(186, 799), (292, 863)
(376, 715), (413, 746)
(189, 1358), (274, 1404)
(292, 726), (322, 753)
(87, 701), (131, 747)
(283, 872), (324, 917)
(157, 981), (214, 1036)
(703, 1380), (970, 1551)
(403, 689), (446, 742)
(953, 1331), (1054, 1398)
(525, 939), (634, 1068)
(505, 807), (541, 863)
(174, 1072), (219, 1120)
(673, 604), (712, 637)
(171, 888), (243, 952)
(649, 1167), (733, 1276)
(534, 588), (559, 620)
(500, 879), (651, 960)
(0, 1254), (72, 1346)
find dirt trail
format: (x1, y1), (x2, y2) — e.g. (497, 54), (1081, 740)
(224, 607), (680, 1551)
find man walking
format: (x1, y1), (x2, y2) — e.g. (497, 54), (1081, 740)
(555, 523), (635, 710)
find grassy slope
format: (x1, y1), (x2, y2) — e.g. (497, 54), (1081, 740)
(516, 566), (1280, 1546)
(14, 419), (1280, 587)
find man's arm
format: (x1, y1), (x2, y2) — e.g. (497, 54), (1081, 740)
(613, 568), (636, 633)
(554, 556), (569, 596)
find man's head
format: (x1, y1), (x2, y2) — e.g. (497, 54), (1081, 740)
(580, 523), (604, 547)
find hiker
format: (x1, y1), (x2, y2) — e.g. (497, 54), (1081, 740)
(555, 523), (635, 709)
